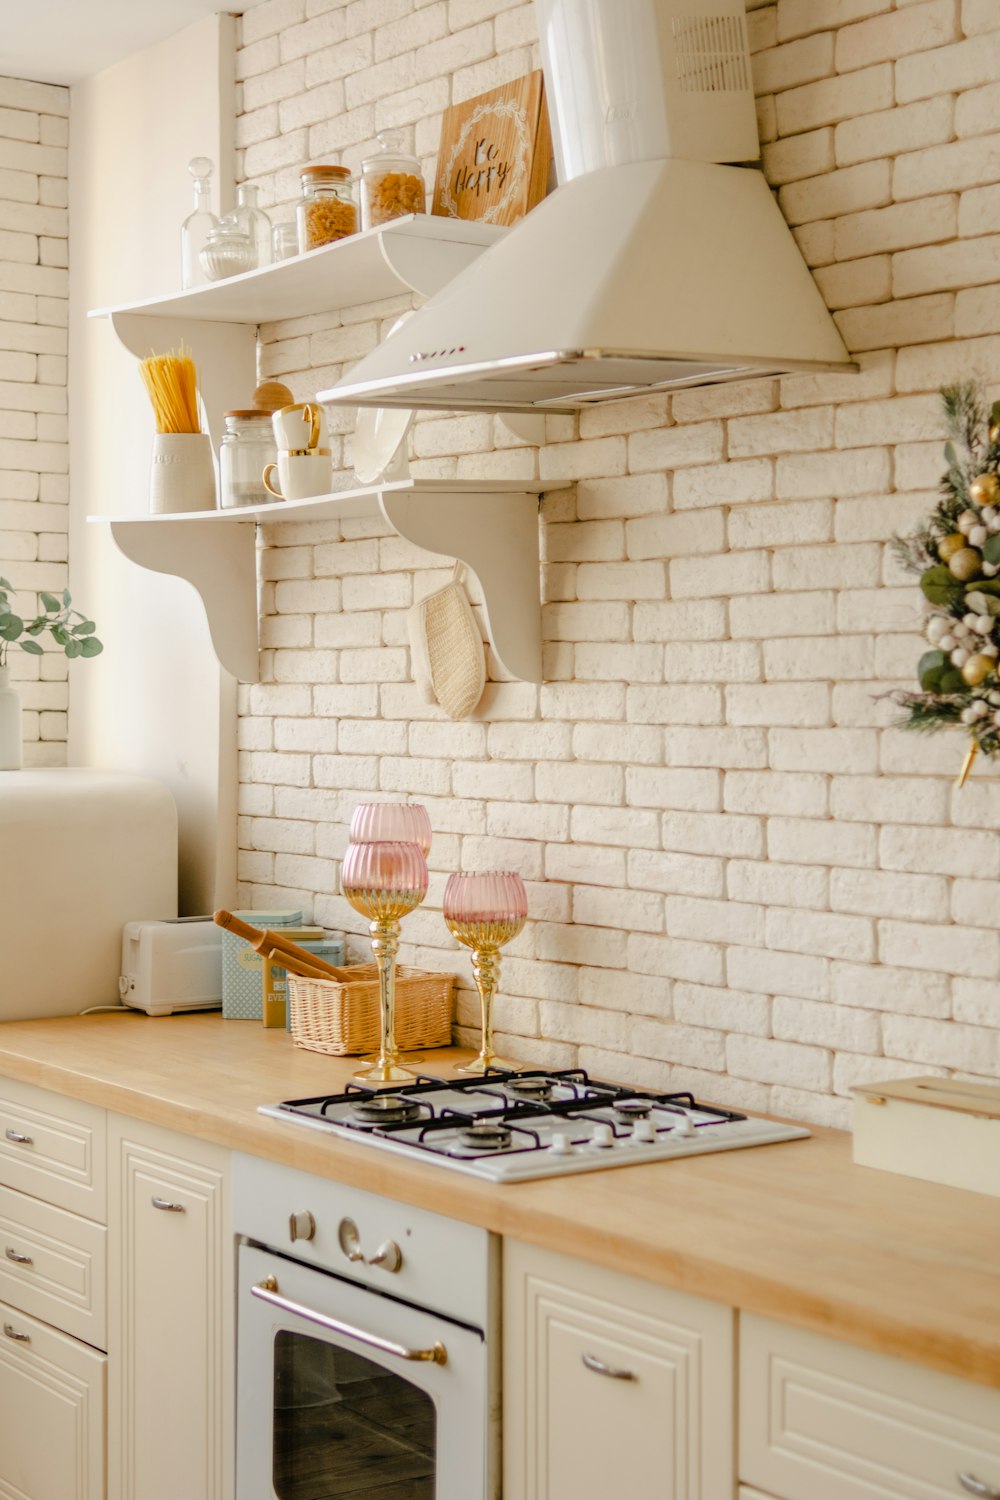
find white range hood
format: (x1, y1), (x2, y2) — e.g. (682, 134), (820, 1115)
(320, 0), (855, 415)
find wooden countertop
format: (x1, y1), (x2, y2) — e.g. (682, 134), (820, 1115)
(0, 1012), (997, 1389)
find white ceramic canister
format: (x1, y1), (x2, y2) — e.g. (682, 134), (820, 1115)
(149, 432), (218, 515)
(0, 665), (23, 771)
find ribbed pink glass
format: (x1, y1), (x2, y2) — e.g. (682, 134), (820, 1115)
(341, 839), (429, 918)
(444, 871), (527, 1074)
(349, 802), (432, 854)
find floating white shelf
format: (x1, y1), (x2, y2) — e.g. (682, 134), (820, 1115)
(91, 480), (559, 686)
(88, 218), (551, 688)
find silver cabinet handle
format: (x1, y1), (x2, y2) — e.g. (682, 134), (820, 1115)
(3, 1322), (30, 1343)
(5, 1129), (33, 1145)
(151, 1196), (186, 1213)
(582, 1352), (637, 1381)
(5, 1247), (32, 1265)
(251, 1275), (446, 1366)
(959, 1475), (1000, 1499)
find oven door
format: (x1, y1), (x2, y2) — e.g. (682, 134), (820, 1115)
(237, 1243), (492, 1500)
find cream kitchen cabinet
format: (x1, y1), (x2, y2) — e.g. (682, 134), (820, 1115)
(503, 1240), (735, 1500)
(740, 1313), (1000, 1500)
(108, 1114), (233, 1500)
(0, 1077), (107, 1500)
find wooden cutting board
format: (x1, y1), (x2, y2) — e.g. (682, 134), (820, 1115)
(853, 1076), (1000, 1197)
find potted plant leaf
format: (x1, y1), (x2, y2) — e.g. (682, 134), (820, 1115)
(0, 579), (103, 771)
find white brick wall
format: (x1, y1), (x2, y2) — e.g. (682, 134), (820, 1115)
(234, 0), (1000, 1129)
(0, 76), (69, 766)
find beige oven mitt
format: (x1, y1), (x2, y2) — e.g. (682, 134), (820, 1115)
(408, 564), (486, 720)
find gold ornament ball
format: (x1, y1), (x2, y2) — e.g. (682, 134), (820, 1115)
(969, 472), (1000, 505)
(938, 532), (969, 562)
(990, 424), (1000, 445)
(949, 547), (983, 581)
(962, 653), (995, 687)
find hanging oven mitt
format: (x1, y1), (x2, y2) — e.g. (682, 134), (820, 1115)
(408, 564), (486, 720)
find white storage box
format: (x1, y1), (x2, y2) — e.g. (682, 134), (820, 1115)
(0, 767), (177, 1019)
(853, 1075), (1000, 1198)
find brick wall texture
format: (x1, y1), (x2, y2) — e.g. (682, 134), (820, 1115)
(234, 0), (1000, 1128)
(0, 76), (69, 766)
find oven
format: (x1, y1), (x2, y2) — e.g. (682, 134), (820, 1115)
(233, 1153), (500, 1500)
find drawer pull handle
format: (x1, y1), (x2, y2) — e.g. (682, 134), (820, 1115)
(959, 1475), (1000, 1499)
(4, 1129), (33, 1146)
(582, 1353), (637, 1381)
(5, 1247), (32, 1266)
(151, 1196), (186, 1213)
(2, 1322), (30, 1343)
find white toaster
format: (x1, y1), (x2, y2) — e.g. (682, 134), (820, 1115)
(119, 918), (223, 1017)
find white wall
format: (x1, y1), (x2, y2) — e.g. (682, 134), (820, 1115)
(233, 0), (1000, 1128)
(0, 74), (69, 765)
(67, 13), (239, 913)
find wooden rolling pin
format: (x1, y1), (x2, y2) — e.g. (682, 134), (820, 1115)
(265, 947), (336, 983)
(213, 910), (355, 982)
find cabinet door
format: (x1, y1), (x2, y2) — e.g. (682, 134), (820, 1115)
(504, 1240), (734, 1500)
(108, 1116), (232, 1500)
(0, 1297), (105, 1500)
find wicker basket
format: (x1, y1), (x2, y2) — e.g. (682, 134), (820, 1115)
(288, 965), (455, 1056)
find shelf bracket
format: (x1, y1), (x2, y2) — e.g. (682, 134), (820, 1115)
(109, 517), (260, 683)
(377, 486), (543, 683)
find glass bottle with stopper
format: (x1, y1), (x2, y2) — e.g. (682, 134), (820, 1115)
(232, 182), (272, 269)
(181, 156), (219, 289)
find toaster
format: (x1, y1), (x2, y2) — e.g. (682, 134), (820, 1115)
(119, 918), (223, 1016)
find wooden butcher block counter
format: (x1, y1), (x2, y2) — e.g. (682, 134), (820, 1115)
(0, 1011), (997, 1390)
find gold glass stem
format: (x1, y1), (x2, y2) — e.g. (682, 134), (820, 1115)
(457, 944), (515, 1075)
(354, 916), (417, 1084)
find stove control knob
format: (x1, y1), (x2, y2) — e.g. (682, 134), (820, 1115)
(550, 1132), (573, 1154)
(288, 1210), (316, 1243)
(368, 1239), (403, 1274)
(591, 1123), (614, 1148)
(671, 1114), (693, 1138)
(632, 1119), (656, 1144)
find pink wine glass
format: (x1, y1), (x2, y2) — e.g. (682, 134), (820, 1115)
(349, 802), (432, 854)
(443, 871), (527, 1075)
(341, 840), (429, 1084)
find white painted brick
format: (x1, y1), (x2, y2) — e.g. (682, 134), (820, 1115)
(633, 600), (727, 642)
(881, 823), (1000, 879)
(772, 542), (880, 591)
(775, 64), (893, 136)
(834, 96), (953, 167)
(834, 492), (939, 545)
(952, 978), (1000, 1027)
(727, 682), (830, 727)
(729, 498), (832, 549)
(752, 32), (834, 95)
(836, 1), (956, 73)
(663, 810), (764, 859)
(629, 685), (724, 727)
(763, 634), (874, 681)
(836, 293), (954, 353)
(626, 508), (725, 559)
(832, 961), (949, 1017)
(673, 457), (774, 509)
(571, 806), (661, 849)
(894, 133), (1000, 201)
(577, 560), (665, 600)
(628, 847), (725, 899)
(546, 843), (626, 889)
(671, 380), (777, 424)
(627, 767), (720, 813)
(575, 474), (668, 520)
(894, 235), (1000, 299)
(728, 857), (829, 909)
(628, 422), (723, 472)
(665, 726), (768, 768)
(574, 723), (663, 765)
(897, 31), (1000, 104)
(813, 255), (891, 310)
(879, 920), (999, 980)
(664, 641), (762, 683)
(777, 0), (890, 45)
(780, 160), (891, 226)
(956, 81), (1000, 143)
(767, 905), (875, 962)
(951, 878), (1000, 930)
(539, 436), (626, 482)
(728, 1033), (831, 1090)
(768, 815), (876, 868)
(724, 771), (827, 818)
(883, 1012), (1000, 1071)
(667, 894), (764, 947)
(762, 127), (835, 186)
(729, 406), (834, 459)
(962, 0), (1000, 35)
(832, 866), (948, 922)
(629, 932), (724, 986)
(673, 981), (770, 1036)
(670, 550), (770, 599)
(834, 196), (956, 260)
(488, 802), (570, 843)
(730, 590), (835, 639)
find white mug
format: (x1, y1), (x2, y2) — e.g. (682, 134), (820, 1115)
(262, 449), (332, 501)
(272, 401), (328, 452)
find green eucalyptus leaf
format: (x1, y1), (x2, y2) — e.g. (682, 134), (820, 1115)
(64, 638), (81, 659)
(991, 401), (1000, 429)
(968, 578), (1000, 598)
(918, 649), (950, 690)
(71, 621), (96, 635)
(945, 441), (958, 468)
(62, 588), (71, 606)
(39, 591), (60, 613)
(920, 564), (963, 605)
(0, 616), (23, 641)
(51, 625), (69, 646)
(983, 535), (1000, 565)
(940, 668), (968, 694)
(79, 637), (103, 658)
(18, 640), (43, 655)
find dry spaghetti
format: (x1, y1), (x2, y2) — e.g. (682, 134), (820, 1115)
(138, 344), (201, 434)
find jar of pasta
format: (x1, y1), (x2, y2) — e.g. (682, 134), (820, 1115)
(296, 165), (357, 251)
(359, 132), (426, 230)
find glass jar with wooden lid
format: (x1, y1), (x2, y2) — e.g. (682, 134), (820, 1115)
(296, 165), (357, 251)
(360, 131), (426, 230)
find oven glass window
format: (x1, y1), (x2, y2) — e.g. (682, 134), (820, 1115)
(272, 1330), (436, 1498)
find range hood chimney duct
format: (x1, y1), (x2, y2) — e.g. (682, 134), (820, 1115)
(320, 0), (856, 415)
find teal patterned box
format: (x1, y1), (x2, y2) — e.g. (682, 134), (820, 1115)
(222, 909), (304, 1020)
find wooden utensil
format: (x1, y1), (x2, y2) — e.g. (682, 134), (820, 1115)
(213, 910), (354, 982)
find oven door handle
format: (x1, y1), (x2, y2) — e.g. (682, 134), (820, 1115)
(250, 1275), (448, 1366)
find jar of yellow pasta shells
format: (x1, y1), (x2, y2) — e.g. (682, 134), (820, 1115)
(359, 131), (426, 230)
(296, 164), (357, 251)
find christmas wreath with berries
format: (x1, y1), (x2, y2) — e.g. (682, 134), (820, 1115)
(893, 383), (1000, 782)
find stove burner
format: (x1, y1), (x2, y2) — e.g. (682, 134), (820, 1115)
(459, 1121), (513, 1152)
(351, 1094), (421, 1126)
(612, 1099), (653, 1120)
(506, 1077), (554, 1102)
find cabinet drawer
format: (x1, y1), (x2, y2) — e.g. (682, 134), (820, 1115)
(0, 1296), (106, 1500)
(740, 1313), (1000, 1500)
(505, 1241), (734, 1500)
(0, 1077), (106, 1222)
(0, 1183), (106, 1348)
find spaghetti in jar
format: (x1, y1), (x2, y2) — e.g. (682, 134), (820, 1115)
(296, 164), (356, 251)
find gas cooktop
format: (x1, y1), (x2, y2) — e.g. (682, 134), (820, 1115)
(259, 1068), (809, 1182)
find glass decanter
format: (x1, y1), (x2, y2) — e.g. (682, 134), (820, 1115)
(232, 182), (272, 270)
(181, 156), (220, 290)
